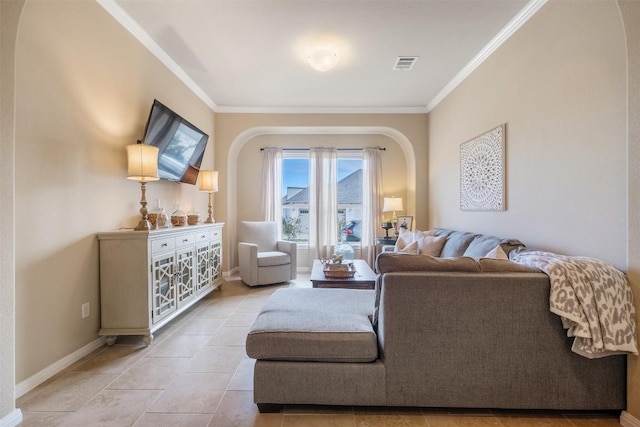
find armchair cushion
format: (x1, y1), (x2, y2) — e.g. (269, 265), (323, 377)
(257, 251), (291, 267)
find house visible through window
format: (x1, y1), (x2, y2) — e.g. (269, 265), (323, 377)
(281, 152), (363, 244)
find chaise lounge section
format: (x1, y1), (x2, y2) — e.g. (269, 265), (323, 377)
(246, 229), (628, 412)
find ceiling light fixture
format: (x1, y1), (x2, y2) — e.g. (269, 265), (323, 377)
(307, 48), (339, 72)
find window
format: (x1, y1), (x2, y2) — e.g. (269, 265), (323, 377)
(281, 152), (363, 244)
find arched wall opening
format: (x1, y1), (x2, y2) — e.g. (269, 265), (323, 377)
(225, 126), (416, 270)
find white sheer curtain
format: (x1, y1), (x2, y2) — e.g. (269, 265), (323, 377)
(361, 147), (383, 267)
(308, 147), (338, 266)
(261, 147), (283, 235)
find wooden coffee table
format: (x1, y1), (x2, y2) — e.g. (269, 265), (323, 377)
(310, 259), (376, 290)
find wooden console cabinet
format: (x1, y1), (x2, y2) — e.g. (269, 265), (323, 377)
(97, 223), (224, 345)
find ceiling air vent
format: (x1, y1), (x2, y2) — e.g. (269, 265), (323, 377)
(393, 56), (418, 71)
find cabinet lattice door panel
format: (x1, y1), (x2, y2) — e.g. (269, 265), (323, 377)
(196, 242), (211, 294)
(212, 240), (222, 282)
(176, 247), (196, 306)
(98, 223), (224, 346)
(152, 253), (176, 323)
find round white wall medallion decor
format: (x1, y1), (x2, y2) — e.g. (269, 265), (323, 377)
(460, 124), (505, 211)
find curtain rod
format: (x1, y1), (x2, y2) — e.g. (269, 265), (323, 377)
(260, 147), (385, 151)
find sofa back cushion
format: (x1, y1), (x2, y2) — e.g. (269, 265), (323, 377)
(463, 234), (504, 258)
(434, 229), (476, 257)
(469, 238), (526, 259)
(434, 228), (525, 259)
(376, 253), (480, 274)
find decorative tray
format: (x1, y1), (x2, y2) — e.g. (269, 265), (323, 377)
(322, 262), (357, 279)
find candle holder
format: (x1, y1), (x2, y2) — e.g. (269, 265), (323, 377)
(381, 222), (393, 238)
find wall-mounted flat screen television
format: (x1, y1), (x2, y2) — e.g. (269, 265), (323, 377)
(142, 99), (208, 185)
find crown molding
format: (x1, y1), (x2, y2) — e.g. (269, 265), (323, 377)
(426, 0), (548, 112)
(96, 0), (217, 111)
(213, 106), (429, 114)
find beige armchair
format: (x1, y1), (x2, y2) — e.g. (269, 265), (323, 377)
(238, 221), (297, 287)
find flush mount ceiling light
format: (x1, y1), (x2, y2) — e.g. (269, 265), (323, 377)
(307, 48), (340, 72)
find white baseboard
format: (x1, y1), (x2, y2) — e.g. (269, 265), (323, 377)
(0, 409), (22, 427)
(15, 337), (106, 398)
(223, 266), (310, 278)
(621, 411), (640, 427)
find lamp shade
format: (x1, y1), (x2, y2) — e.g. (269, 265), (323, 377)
(126, 144), (159, 182)
(199, 170), (219, 193)
(307, 48), (339, 72)
(383, 197), (403, 212)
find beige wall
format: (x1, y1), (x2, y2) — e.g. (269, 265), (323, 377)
(13, 0), (215, 383)
(214, 113), (428, 270)
(621, 0), (640, 419)
(1, 0), (25, 422)
(428, 0), (627, 269)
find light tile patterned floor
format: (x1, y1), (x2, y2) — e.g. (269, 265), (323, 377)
(16, 274), (622, 426)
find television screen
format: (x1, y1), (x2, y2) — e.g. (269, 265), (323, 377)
(142, 99), (209, 185)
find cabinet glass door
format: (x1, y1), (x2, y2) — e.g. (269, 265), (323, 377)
(195, 242), (211, 293)
(151, 253), (176, 324)
(212, 240), (222, 283)
(176, 247), (195, 306)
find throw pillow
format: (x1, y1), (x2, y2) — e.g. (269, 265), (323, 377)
(394, 227), (415, 252)
(397, 240), (419, 255)
(415, 235), (446, 257)
(394, 228), (435, 252)
(484, 244), (509, 260)
(413, 229), (436, 240)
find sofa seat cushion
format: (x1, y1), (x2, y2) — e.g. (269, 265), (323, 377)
(257, 251), (291, 267)
(247, 288), (377, 363)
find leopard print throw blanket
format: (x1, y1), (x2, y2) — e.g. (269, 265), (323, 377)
(512, 250), (638, 358)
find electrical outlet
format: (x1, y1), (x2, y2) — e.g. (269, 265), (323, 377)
(81, 302), (90, 319)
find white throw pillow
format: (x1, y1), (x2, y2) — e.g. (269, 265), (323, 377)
(397, 240), (419, 255)
(415, 234), (446, 257)
(394, 228), (415, 252)
(484, 244), (509, 260)
(413, 229), (436, 240)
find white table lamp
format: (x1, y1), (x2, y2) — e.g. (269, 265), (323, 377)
(199, 170), (219, 223)
(383, 197), (404, 224)
(126, 143), (159, 231)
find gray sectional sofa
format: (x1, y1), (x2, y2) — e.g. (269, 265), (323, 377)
(245, 229), (627, 412)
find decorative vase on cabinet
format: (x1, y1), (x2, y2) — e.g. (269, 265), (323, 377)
(97, 223), (224, 346)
